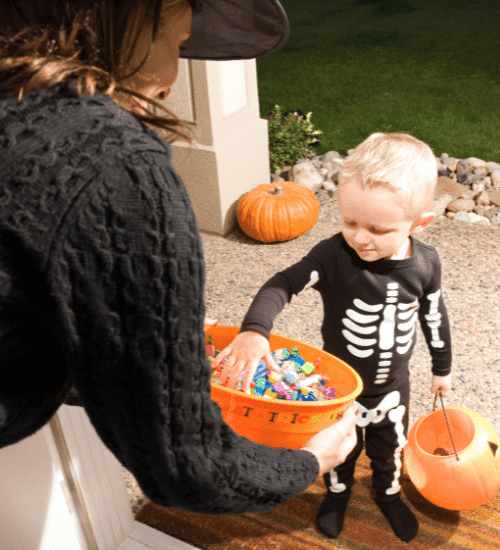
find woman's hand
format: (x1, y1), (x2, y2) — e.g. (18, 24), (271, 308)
(431, 374), (452, 398)
(301, 406), (358, 475)
(212, 330), (280, 392)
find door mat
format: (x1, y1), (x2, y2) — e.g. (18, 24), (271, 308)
(136, 451), (500, 550)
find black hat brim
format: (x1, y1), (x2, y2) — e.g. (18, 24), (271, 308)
(179, 0), (290, 61)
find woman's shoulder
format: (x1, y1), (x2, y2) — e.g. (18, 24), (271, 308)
(0, 81), (184, 213)
(0, 81), (172, 163)
(0, 82), (192, 262)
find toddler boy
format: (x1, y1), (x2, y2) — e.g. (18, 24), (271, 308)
(214, 133), (452, 542)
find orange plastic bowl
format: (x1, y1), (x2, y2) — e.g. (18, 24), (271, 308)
(207, 326), (363, 449)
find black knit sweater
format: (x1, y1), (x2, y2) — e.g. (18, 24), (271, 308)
(0, 81), (318, 513)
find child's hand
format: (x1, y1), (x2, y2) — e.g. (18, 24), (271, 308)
(431, 374), (452, 398)
(213, 330), (280, 392)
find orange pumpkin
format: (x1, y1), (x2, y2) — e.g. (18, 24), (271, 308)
(404, 407), (500, 510)
(236, 182), (319, 242)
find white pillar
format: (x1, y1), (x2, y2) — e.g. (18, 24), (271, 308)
(0, 407), (200, 550)
(158, 59), (271, 235)
(0, 417), (92, 550)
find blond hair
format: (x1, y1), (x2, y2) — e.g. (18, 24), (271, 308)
(0, 0), (194, 144)
(339, 133), (437, 220)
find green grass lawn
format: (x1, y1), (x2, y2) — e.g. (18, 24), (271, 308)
(256, 0), (500, 162)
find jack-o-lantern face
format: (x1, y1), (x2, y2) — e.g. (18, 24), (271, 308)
(404, 407), (500, 511)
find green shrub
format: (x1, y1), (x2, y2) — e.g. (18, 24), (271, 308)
(265, 105), (323, 174)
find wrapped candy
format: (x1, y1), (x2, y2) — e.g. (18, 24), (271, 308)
(210, 345), (338, 401)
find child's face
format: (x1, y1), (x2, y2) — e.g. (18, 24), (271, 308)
(337, 180), (418, 262)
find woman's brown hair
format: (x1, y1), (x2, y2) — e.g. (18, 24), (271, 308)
(0, 0), (195, 144)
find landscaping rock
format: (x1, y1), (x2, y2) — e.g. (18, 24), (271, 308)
(471, 182), (486, 193)
(457, 160), (473, 175)
(321, 179), (336, 195)
(322, 151), (342, 163)
(432, 194), (453, 217)
(491, 169), (500, 189)
(457, 173), (473, 184)
(453, 211), (472, 223)
(272, 145), (500, 231)
(490, 189), (500, 206)
(466, 157), (488, 169)
(291, 160), (324, 193)
(467, 212), (491, 225)
(444, 159), (458, 172)
(475, 191), (490, 206)
(434, 177), (473, 200)
(446, 198), (476, 213)
(484, 206), (500, 223)
(474, 166), (489, 177)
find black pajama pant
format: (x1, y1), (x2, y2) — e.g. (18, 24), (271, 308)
(324, 382), (410, 503)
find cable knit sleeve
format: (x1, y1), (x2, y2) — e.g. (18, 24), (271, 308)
(46, 147), (319, 514)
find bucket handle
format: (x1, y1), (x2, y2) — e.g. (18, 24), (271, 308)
(433, 393), (460, 462)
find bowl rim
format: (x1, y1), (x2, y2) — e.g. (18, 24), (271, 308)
(207, 325), (363, 408)
(411, 407), (478, 458)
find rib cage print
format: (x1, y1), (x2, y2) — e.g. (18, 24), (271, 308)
(341, 283), (419, 385)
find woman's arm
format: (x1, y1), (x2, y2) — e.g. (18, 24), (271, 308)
(46, 150), (321, 514)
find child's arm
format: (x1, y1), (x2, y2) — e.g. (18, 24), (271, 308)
(418, 252), (453, 397)
(213, 271), (292, 391)
(214, 254), (325, 391)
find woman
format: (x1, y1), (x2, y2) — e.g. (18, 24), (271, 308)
(0, 0), (357, 514)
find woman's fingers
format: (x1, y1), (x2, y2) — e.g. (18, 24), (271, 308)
(301, 406), (359, 474)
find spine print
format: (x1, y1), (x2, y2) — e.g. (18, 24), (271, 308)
(374, 283), (399, 385)
(342, 285), (419, 385)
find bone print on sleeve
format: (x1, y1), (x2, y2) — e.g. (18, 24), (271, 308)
(240, 240), (332, 339)
(417, 251), (452, 376)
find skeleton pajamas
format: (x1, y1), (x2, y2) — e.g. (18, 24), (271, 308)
(241, 232), (452, 499)
(325, 383), (409, 501)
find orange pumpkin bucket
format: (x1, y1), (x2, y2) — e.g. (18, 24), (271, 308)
(404, 407), (500, 510)
(207, 325), (363, 449)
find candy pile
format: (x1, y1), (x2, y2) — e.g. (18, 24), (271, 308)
(207, 340), (338, 401)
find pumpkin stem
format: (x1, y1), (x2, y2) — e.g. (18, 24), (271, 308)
(269, 184), (285, 196)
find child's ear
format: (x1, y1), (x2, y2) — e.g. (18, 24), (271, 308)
(411, 212), (436, 234)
